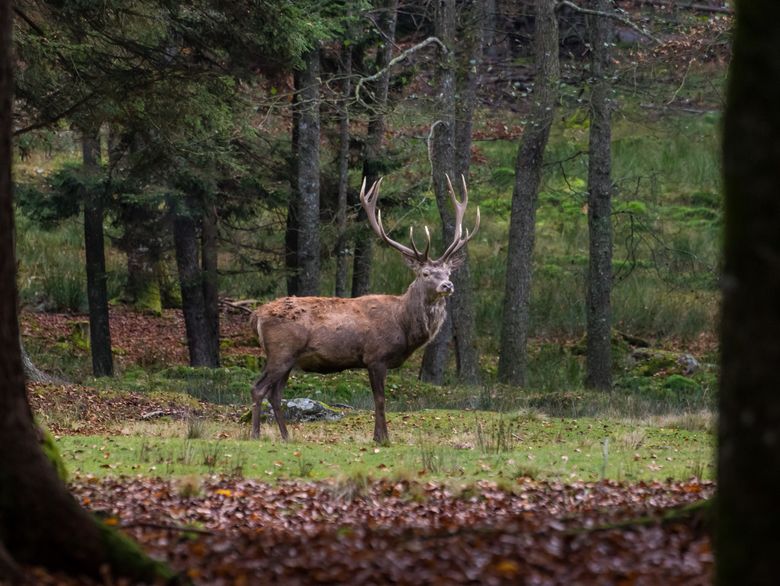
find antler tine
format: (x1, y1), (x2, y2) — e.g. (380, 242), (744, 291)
(409, 226), (431, 261)
(360, 177), (421, 260)
(436, 174), (479, 263)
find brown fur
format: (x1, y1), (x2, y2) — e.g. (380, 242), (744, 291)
(250, 175), (478, 444)
(249, 263), (455, 443)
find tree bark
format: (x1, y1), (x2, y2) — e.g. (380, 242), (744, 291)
(81, 128), (114, 377)
(201, 202), (220, 366)
(0, 13), (171, 581)
(112, 132), (165, 315)
(335, 34), (353, 298)
(21, 340), (58, 384)
(172, 198), (216, 367)
(420, 0), (482, 385)
(450, 0), (483, 385)
(352, 0), (399, 298)
(584, 0), (613, 391)
(497, 0), (559, 385)
(124, 240), (163, 314)
(420, 0), (458, 385)
(717, 1), (780, 584)
(295, 48), (321, 297)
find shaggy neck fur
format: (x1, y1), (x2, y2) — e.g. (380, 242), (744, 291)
(400, 277), (448, 349)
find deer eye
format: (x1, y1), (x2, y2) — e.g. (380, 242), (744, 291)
(422, 270), (430, 277)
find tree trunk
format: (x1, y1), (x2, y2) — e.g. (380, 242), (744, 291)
(420, 0), (458, 385)
(352, 0), (399, 298)
(450, 0), (483, 385)
(717, 2), (780, 584)
(21, 340), (58, 384)
(584, 0), (613, 391)
(497, 0), (559, 385)
(112, 132), (165, 315)
(125, 241), (163, 314)
(172, 198), (215, 367)
(285, 190), (299, 296)
(201, 202), (220, 366)
(286, 78), (301, 297)
(335, 35), (353, 298)
(295, 48), (321, 297)
(483, 0), (498, 60)
(0, 14), (170, 581)
(420, 0), (483, 385)
(81, 128), (113, 377)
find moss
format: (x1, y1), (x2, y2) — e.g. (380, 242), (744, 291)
(664, 374), (700, 393)
(133, 279), (163, 316)
(37, 424), (68, 482)
(96, 520), (180, 584)
(631, 348), (679, 376)
(221, 353), (261, 371)
(68, 320), (90, 352)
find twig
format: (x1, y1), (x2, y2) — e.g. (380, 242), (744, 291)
(557, 0), (661, 45)
(543, 150), (587, 168)
(640, 102), (718, 115)
(666, 57), (694, 105)
(219, 299), (256, 313)
(121, 521), (215, 536)
(354, 36), (446, 108)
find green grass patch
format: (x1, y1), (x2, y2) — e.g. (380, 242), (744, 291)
(58, 409), (714, 484)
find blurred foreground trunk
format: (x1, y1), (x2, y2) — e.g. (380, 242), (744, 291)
(717, 1), (780, 584)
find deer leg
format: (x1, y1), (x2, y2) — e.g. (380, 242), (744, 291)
(250, 373), (273, 440)
(269, 370), (292, 441)
(368, 364), (389, 444)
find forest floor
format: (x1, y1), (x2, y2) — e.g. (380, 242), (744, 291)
(21, 307), (716, 584)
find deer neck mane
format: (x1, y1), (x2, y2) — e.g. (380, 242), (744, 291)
(401, 277), (448, 348)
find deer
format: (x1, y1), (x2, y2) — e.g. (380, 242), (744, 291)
(249, 175), (479, 444)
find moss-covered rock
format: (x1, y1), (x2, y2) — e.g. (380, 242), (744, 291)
(133, 279), (163, 316)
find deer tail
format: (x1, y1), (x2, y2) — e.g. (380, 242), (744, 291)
(249, 310), (264, 349)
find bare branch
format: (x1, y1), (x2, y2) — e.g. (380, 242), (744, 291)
(638, 0), (733, 15)
(355, 36), (447, 108)
(557, 0), (661, 45)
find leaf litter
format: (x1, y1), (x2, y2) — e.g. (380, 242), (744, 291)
(28, 476), (713, 584)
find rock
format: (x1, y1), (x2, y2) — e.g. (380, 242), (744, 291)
(241, 398), (343, 425)
(676, 353), (700, 375)
(282, 398), (342, 422)
(630, 348), (678, 376)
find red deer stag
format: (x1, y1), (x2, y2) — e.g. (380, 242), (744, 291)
(250, 175), (479, 443)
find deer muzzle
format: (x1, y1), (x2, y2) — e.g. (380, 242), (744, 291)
(436, 280), (455, 297)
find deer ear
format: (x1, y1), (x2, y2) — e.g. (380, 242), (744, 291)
(403, 256), (423, 270)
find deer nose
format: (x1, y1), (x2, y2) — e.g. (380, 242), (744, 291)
(437, 280), (454, 296)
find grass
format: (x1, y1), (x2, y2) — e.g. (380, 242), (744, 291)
(56, 409), (714, 483)
(16, 214), (126, 313)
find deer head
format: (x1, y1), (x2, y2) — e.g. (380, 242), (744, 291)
(359, 174), (480, 301)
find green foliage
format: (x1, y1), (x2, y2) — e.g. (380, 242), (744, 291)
(16, 164), (88, 227)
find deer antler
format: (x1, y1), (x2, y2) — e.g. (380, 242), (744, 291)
(360, 177), (431, 263)
(435, 174), (480, 264)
